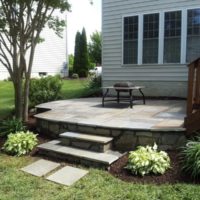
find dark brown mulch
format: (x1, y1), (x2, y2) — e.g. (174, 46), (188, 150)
(29, 135), (50, 156)
(0, 138), (6, 149)
(109, 151), (200, 185)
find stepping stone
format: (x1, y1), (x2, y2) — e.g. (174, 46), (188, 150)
(21, 159), (60, 177)
(46, 166), (88, 186)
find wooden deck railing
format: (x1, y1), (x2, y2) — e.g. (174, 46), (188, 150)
(185, 57), (200, 134)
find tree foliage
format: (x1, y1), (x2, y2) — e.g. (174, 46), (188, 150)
(79, 28), (89, 77)
(73, 31), (81, 74)
(88, 31), (102, 65)
(68, 54), (74, 76)
(0, 0), (70, 121)
(73, 28), (89, 77)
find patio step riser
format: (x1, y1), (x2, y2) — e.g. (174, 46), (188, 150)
(60, 138), (112, 153)
(38, 149), (108, 169)
(37, 140), (122, 168)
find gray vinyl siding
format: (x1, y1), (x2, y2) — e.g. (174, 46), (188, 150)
(102, 0), (200, 97)
(0, 22), (66, 80)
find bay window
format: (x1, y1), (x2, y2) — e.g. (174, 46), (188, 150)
(122, 8), (200, 65)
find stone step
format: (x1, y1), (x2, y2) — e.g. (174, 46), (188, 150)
(59, 132), (113, 152)
(37, 140), (122, 168)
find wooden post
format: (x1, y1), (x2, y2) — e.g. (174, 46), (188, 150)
(185, 57), (200, 134)
(195, 61), (200, 105)
(187, 62), (195, 116)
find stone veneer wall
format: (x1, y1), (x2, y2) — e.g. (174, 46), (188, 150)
(36, 119), (187, 151)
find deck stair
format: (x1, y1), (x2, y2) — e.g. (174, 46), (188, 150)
(37, 132), (122, 168)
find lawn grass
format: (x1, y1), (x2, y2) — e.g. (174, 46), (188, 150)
(61, 78), (89, 99)
(0, 79), (89, 120)
(0, 81), (14, 120)
(0, 153), (200, 200)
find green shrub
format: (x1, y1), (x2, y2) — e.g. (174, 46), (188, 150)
(87, 75), (101, 89)
(79, 69), (88, 78)
(3, 131), (38, 156)
(71, 73), (79, 79)
(0, 119), (26, 137)
(181, 137), (200, 178)
(126, 144), (170, 176)
(29, 76), (63, 106)
(68, 66), (74, 77)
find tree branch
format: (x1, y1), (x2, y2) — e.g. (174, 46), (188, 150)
(0, 33), (13, 57)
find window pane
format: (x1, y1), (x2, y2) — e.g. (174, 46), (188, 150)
(143, 13), (159, 64)
(164, 11), (181, 63)
(187, 8), (200, 62)
(123, 16), (138, 64)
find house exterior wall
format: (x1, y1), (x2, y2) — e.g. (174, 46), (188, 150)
(0, 26), (66, 80)
(102, 0), (200, 97)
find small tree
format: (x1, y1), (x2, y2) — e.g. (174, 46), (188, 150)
(73, 28), (89, 77)
(88, 31), (102, 65)
(0, 0), (70, 121)
(73, 31), (81, 74)
(69, 54), (74, 69)
(68, 54), (74, 76)
(79, 28), (89, 77)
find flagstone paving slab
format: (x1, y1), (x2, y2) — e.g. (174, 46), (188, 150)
(21, 159), (60, 177)
(46, 166), (88, 186)
(35, 98), (186, 130)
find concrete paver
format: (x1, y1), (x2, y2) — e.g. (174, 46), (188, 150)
(46, 166), (88, 186)
(21, 159), (60, 177)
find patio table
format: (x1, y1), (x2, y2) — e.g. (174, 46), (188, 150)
(102, 86), (146, 108)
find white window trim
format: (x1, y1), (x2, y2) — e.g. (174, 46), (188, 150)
(138, 14), (143, 65)
(122, 7), (200, 66)
(181, 9), (187, 64)
(121, 16), (124, 66)
(158, 12), (164, 64)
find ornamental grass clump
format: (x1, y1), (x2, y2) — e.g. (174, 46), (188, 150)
(0, 119), (26, 138)
(181, 137), (200, 179)
(126, 144), (170, 176)
(3, 131), (38, 156)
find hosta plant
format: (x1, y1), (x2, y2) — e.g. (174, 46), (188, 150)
(126, 143), (170, 176)
(3, 131), (38, 156)
(181, 138), (200, 179)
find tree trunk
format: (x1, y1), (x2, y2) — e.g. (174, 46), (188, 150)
(23, 76), (30, 122)
(23, 44), (36, 122)
(13, 79), (23, 120)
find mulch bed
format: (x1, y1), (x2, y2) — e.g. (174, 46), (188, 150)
(109, 151), (200, 185)
(0, 138), (6, 149)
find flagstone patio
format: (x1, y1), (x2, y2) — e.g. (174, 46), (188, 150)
(35, 98), (186, 131)
(35, 98), (187, 151)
